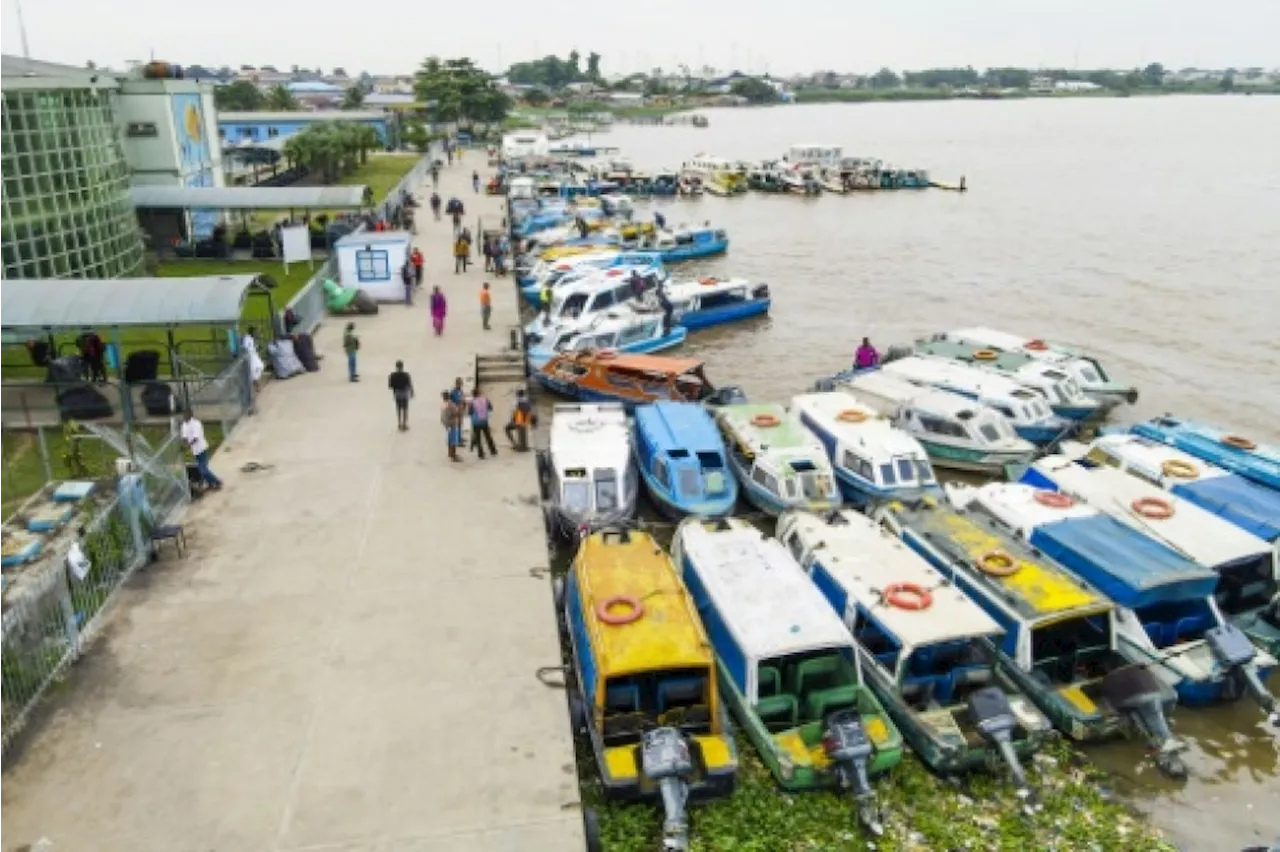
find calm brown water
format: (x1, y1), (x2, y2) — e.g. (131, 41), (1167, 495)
(543, 97), (1280, 850)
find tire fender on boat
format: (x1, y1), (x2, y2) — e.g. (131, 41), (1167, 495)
(597, 595), (644, 625)
(1221, 434), (1257, 451)
(1025, 339), (1049, 351)
(973, 349), (999, 361)
(1132, 496), (1175, 520)
(752, 413), (781, 428)
(883, 582), (933, 611)
(1033, 490), (1076, 509)
(837, 409), (868, 424)
(1161, 459), (1200, 479)
(979, 550), (1020, 577)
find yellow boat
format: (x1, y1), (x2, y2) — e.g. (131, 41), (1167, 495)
(563, 528), (738, 848)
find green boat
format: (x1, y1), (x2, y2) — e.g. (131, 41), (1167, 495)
(674, 517), (902, 833)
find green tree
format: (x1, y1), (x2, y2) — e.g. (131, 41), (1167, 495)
(523, 87), (551, 106)
(415, 56), (511, 126)
(215, 80), (265, 111)
(586, 52), (602, 81)
(403, 119), (431, 153)
(1141, 62), (1165, 87)
(567, 50), (581, 79)
(341, 86), (365, 109)
(870, 68), (901, 90)
(265, 84), (299, 110)
(1219, 71), (1235, 92)
(730, 78), (779, 103)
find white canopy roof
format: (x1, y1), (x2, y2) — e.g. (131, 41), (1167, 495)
(1088, 434), (1229, 482)
(792, 391), (929, 459)
(549, 403), (631, 470)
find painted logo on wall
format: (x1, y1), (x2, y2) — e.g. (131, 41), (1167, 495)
(170, 92), (218, 237)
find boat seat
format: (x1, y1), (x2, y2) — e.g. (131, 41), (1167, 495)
(1172, 614), (1213, 644)
(605, 684), (641, 714)
(874, 650), (899, 669)
(657, 677), (704, 714)
(1142, 622), (1169, 648)
(793, 655), (842, 696)
(945, 666), (993, 702)
(758, 666), (782, 698)
(805, 685), (859, 722)
(755, 694), (799, 733)
(901, 674), (939, 708)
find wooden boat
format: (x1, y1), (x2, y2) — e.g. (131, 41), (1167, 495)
(913, 338), (1103, 422)
(535, 351), (718, 410)
(947, 483), (1279, 721)
(672, 517), (902, 832)
(633, 402), (738, 519)
(1025, 455), (1280, 658)
(564, 527), (737, 850)
(875, 496), (1187, 777)
(1129, 416), (1280, 493)
(542, 403), (638, 537)
(714, 404), (842, 516)
(778, 510), (1051, 797)
(942, 327), (1139, 407)
(792, 391), (941, 507)
(833, 370), (1036, 475)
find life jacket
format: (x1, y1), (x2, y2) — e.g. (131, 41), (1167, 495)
(513, 406), (531, 426)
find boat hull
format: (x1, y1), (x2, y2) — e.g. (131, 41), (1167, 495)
(527, 328), (688, 372)
(916, 438), (1036, 475)
(661, 239), (730, 263)
(678, 297), (770, 331)
(636, 458), (737, 520)
(727, 450), (841, 517)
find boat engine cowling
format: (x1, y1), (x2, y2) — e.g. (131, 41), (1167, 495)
(822, 709), (882, 835)
(967, 686), (1034, 801)
(1205, 624), (1279, 724)
(640, 727), (694, 851)
(751, 284), (770, 299)
(1100, 665), (1187, 778)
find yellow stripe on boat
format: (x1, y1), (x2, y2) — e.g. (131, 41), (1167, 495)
(603, 744), (640, 782)
(1058, 685), (1098, 714)
(772, 731), (831, 769)
(938, 513), (1103, 615)
(864, 716), (891, 746)
(693, 734), (736, 773)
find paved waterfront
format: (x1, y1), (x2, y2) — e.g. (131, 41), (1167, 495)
(1, 154), (585, 851)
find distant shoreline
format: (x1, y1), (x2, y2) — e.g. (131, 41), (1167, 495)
(792, 86), (1280, 105)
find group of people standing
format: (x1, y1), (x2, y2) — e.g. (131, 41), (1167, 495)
(387, 370), (533, 463)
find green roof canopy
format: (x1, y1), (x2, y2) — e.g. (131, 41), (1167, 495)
(1, 276), (269, 332)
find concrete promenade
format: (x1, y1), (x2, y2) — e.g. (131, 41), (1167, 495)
(1, 154), (585, 851)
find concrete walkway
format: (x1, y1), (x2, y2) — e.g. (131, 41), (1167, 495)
(1, 153), (585, 851)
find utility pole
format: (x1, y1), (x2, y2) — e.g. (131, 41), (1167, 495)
(15, 0), (32, 59)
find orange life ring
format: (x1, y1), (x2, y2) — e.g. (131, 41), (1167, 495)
(1161, 459), (1199, 479)
(1025, 339), (1048, 351)
(1033, 490), (1075, 509)
(979, 550), (1019, 577)
(1222, 434), (1257, 451)
(596, 349), (618, 360)
(699, 277), (719, 286)
(597, 595), (643, 625)
(752, 413), (781, 428)
(837, 409), (868, 424)
(1132, 497), (1175, 520)
(973, 349), (999, 361)
(884, 582), (933, 611)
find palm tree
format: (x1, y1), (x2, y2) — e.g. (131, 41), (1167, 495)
(340, 86), (365, 110)
(265, 84), (299, 111)
(353, 124), (380, 163)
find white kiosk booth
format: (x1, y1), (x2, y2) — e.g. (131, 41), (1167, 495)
(334, 231), (414, 302)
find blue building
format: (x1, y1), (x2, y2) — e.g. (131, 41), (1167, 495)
(217, 110), (392, 146)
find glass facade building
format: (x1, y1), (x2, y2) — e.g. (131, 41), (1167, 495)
(2, 67), (145, 279)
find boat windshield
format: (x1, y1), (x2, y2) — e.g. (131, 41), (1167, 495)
(601, 667), (713, 746)
(915, 458), (936, 484)
(594, 469), (619, 511)
(975, 417), (1015, 443)
(676, 465), (701, 497)
(899, 639), (995, 710)
(563, 480), (591, 512)
(1029, 613), (1113, 684)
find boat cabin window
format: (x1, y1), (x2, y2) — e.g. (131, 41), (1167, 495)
(755, 650), (859, 731)
(852, 608), (901, 671)
(918, 414), (967, 438)
(561, 293), (588, 317)
(697, 452), (730, 494)
(697, 287), (748, 310)
(751, 464), (779, 495)
(1079, 363), (1105, 383)
(900, 640), (994, 709)
(879, 462), (897, 486)
(1082, 447), (1121, 469)
(675, 463), (700, 497)
(654, 457), (671, 489)
(895, 458), (918, 484)
(594, 468), (619, 511)
(562, 469), (591, 512)
(1216, 554), (1278, 617)
(1134, 598), (1216, 650)
(617, 321), (658, 346)
(842, 450), (875, 482)
(1030, 614), (1113, 684)
(592, 289), (617, 311)
(601, 668), (712, 745)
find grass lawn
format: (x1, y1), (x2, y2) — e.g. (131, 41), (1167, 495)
(244, 153), (421, 230)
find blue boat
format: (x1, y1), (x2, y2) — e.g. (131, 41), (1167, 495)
(654, 277), (771, 331)
(521, 252), (664, 305)
(947, 482), (1279, 714)
(791, 391), (941, 508)
(651, 227), (730, 262)
(632, 402), (738, 518)
(1128, 416), (1280, 493)
(526, 310), (687, 371)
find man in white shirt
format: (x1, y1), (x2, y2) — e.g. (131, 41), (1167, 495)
(181, 410), (223, 490)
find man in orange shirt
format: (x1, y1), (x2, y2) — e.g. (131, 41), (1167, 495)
(411, 247), (424, 289)
(479, 282), (493, 330)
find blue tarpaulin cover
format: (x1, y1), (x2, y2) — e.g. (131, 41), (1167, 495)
(1174, 476), (1280, 544)
(1029, 515), (1218, 610)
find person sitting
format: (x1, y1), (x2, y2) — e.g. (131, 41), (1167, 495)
(855, 337), (881, 369)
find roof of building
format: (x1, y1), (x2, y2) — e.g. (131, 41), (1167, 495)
(130, 185), (370, 210)
(286, 81), (342, 93)
(0, 276), (270, 331)
(2, 54), (118, 91)
(217, 110), (387, 123)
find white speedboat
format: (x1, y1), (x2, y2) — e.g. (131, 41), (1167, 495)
(525, 266), (665, 340)
(715, 404), (841, 516)
(541, 403), (639, 537)
(526, 308), (687, 371)
(639, 277), (771, 331)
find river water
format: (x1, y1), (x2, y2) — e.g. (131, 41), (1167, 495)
(543, 97), (1280, 849)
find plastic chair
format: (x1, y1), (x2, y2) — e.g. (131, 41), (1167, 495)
(755, 694), (799, 732)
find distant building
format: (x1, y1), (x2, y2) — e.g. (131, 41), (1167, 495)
(217, 110), (391, 146)
(1028, 76), (1054, 93)
(1054, 80), (1102, 92)
(606, 92), (646, 105)
(287, 80), (343, 108)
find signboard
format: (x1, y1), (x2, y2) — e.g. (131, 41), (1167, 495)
(280, 225), (312, 268)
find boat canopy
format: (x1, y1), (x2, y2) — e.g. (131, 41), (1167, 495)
(680, 521), (852, 664)
(785, 511), (1003, 649)
(1174, 475), (1280, 543)
(576, 531), (712, 678)
(1130, 418), (1280, 491)
(793, 392), (931, 460)
(635, 402), (724, 457)
(550, 403), (631, 471)
(718, 404), (820, 457)
(1031, 516), (1218, 610)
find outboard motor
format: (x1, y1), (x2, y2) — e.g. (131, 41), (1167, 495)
(822, 709), (882, 835)
(751, 283), (770, 300)
(967, 687), (1035, 805)
(1100, 665), (1187, 778)
(640, 727), (694, 851)
(705, 386), (748, 407)
(1205, 624), (1280, 725)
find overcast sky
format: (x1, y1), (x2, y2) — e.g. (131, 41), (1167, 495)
(3, 0), (1276, 76)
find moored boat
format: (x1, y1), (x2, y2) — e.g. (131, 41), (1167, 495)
(875, 497), (1187, 776)
(633, 402), (738, 518)
(714, 404), (842, 516)
(792, 391), (940, 507)
(672, 517), (902, 833)
(1023, 455), (1280, 658)
(524, 266), (664, 339)
(831, 370), (1037, 475)
(646, 226), (730, 262)
(526, 309), (687, 371)
(536, 351), (720, 410)
(521, 251), (663, 304)
(542, 403), (638, 537)
(564, 527), (738, 850)
(777, 510), (1051, 797)
(1128, 416), (1280, 493)
(947, 482), (1279, 719)
(642, 277), (770, 331)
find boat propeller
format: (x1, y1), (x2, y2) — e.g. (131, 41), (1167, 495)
(640, 727), (694, 851)
(822, 710), (884, 836)
(967, 687), (1039, 810)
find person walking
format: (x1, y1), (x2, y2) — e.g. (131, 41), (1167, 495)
(388, 360), (414, 431)
(480, 282), (493, 330)
(242, 326), (266, 394)
(430, 286), (448, 336)
(504, 389), (534, 451)
(482, 237), (494, 272)
(401, 260), (415, 306)
(430, 192), (441, 220)
(441, 391), (463, 462)
(411, 247), (425, 289)
(76, 329), (107, 383)
(453, 234), (469, 273)
(343, 322), (360, 381)
(539, 283), (554, 322)
(472, 170), (480, 193)
(451, 209), (463, 236)
(469, 387), (498, 459)
(430, 163), (440, 187)
(181, 410), (223, 490)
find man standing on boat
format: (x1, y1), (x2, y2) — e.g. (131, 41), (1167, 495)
(854, 337), (881, 369)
